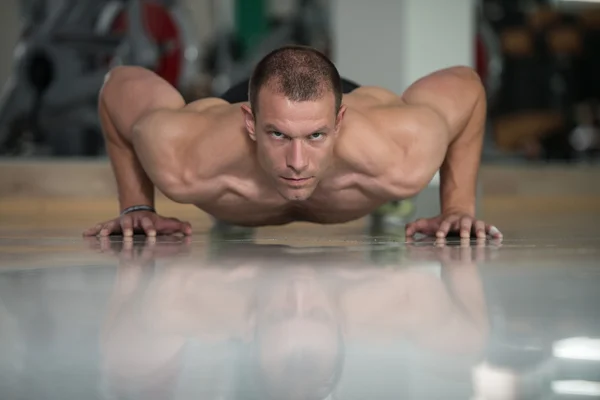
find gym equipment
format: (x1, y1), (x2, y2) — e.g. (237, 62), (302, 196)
(204, 0), (332, 96)
(0, 0), (199, 156)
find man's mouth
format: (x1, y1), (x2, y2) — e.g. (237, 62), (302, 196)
(281, 176), (312, 185)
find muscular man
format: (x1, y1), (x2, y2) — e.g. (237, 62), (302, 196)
(84, 45), (503, 239)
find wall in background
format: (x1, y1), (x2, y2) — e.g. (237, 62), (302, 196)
(403, 0), (474, 89)
(333, 0), (474, 94)
(332, 0), (406, 94)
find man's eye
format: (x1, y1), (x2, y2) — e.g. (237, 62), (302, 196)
(271, 131), (284, 138)
(310, 133), (323, 139)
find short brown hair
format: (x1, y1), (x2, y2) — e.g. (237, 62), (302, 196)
(248, 45), (342, 115)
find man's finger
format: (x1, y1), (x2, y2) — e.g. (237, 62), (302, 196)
(437, 215), (459, 238)
(475, 220), (486, 239)
(460, 217), (473, 239)
(407, 219), (430, 236)
(487, 224), (503, 239)
(121, 215), (134, 237)
(154, 218), (181, 234)
(100, 220), (118, 237)
(174, 221), (192, 236)
(405, 221), (417, 237)
(405, 222), (416, 237)
(83, 223), (104, 237)
(141, 217), (156, 237)
(437, 220), (452, 238)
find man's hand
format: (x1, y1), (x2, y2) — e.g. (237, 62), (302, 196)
(83, 211), (192, 237)
(405, 212), (502, 239)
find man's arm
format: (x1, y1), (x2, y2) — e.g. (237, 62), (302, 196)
(402, 66), (485, 216)
(86, 66), (230, 237)
(99, 66), (186, 212)
(84, 66), (199, 237)
(100, 66), (241, 206)
(399, 67), (500, 238)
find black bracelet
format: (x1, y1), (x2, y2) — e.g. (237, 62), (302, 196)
(120, 205), (156, 216)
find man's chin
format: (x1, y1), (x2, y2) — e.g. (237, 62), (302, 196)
(278, 186), (316, 202)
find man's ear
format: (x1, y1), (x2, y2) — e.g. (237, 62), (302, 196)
(334, 104), (347, 135)
(241, 104), (257, 141)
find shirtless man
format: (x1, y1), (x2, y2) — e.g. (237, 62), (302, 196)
(83, 45), (503, 240)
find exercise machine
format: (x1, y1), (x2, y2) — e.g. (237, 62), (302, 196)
(0, 0), (199, 156)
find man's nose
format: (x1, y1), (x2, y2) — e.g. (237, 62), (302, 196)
(286, 139), (309, 173)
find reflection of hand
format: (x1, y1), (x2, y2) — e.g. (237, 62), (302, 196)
(85, 235), (192, 266)
(405, 236), (502, 264)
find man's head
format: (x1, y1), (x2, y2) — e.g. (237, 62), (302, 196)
(242, 45), (347, 201)
(251, 267), (345, 400)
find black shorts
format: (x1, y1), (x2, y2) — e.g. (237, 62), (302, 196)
(218, 77), (361, 104)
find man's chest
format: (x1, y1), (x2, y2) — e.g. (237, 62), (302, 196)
(196, 175), (390, 226)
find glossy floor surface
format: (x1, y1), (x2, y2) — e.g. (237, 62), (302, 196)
(1, 219), (600, 400)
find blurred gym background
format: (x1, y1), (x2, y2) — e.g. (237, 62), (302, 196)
(0, 0), (599, 162)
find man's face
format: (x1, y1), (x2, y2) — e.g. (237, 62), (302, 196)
(243, 87), (345, 201)
(253, 268), (343, 399)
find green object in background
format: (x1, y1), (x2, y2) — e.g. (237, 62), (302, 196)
(235, 0), (269, 56)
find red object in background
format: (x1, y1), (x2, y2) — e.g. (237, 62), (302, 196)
(110, 2), (182, 86)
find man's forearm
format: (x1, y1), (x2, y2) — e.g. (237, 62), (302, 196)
(440, 84), (486, 216)
(100, 98), (155, 212)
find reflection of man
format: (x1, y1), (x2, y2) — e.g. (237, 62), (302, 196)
(96, 238), (489, 400)
(249, 268), (346, 400)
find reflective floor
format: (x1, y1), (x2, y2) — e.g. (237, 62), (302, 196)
(1, 225), (600, 400)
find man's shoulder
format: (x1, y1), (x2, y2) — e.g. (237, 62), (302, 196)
(345, 86), (404, 107)
(152, 98), (254, 179)
(336, 99), (445, 197)
(184, 97), (233, 112)
(344, 89), (433, 138)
